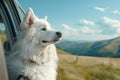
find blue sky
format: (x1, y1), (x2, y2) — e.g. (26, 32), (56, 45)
(18, 0), (120, 41)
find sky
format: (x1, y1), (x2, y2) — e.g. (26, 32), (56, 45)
(18, 0), (120, 41)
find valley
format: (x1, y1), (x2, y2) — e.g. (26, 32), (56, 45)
(57, 37), (120, 57)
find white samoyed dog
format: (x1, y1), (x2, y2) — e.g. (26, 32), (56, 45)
(6, 8), (62, 80)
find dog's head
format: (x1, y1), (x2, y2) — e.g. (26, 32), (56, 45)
(20, 8), (62, 46)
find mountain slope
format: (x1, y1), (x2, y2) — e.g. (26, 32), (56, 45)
(84, 37), (120, 57)
(57, 37), (120, 57)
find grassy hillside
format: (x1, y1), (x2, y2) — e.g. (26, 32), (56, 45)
(57, 49), (69, 55)
(0, 30), (7, 45)
(57, 49), (120, 80)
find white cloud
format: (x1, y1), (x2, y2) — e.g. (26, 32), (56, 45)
(61, 17), (120, 41)
(113, 10), (120, 15)
(103, 16), (120, 34)
(80, 19), (96, 26)
(62, 24), (79, 37)
(103, 16), (120, 28)
(76, 34), (118, 41)
(95, 7), (105, 12)
(61, 26), (117, 41)
(61, 24), (105, 41)
(81, 27), (94, 33)
(117, 28), (120, 34)
(62, 24), (97, 36)
(62, 24), (77, 32)
(96, 16), (120, 35)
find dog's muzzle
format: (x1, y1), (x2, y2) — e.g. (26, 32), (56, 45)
(42, 32), (62, 43)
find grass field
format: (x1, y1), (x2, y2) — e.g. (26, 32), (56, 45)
(57, 49), (120, 80)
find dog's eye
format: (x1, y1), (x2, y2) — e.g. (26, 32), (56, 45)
(41, 28), (46, 31)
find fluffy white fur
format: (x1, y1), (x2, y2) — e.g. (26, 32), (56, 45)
(6, 8), (61, 80)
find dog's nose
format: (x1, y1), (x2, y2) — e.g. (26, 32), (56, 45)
(56, 32), (62, 37)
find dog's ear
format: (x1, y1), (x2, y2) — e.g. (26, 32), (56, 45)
(26, 8), (35, 25)
(21, 8), (36, 30)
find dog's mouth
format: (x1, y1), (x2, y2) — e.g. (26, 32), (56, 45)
(42, 38), (61, 43)
(42, 40), (48, 43)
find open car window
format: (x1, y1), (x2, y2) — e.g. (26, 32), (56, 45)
(0, 8), (8, 53)
(0, 14), (7, 45)
(18, 1), (120, 80)
(0, 8), (8, 80)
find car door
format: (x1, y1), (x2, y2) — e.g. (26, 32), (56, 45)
(0, 0), (24, 80)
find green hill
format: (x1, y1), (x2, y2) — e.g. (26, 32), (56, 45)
(57, 37), (120, 57)
(57, 49), (120, 80)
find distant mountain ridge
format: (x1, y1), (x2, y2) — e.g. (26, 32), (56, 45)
(56, 37), (120, 57)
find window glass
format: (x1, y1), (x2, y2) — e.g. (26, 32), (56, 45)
(0, 11), (9, 80)
(0, 15), (7, 46)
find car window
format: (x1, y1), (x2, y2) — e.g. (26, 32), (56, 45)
(0, 13), (7, 47)
(0, 6), (12, 54)
(18, 1), (120, 80)
(0, 7), (9, 80)
(14, 0), (25, 22)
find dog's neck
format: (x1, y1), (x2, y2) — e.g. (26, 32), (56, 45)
(19, 41), (54, 65)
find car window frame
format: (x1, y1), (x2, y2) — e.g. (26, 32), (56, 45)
(0, 2), (14, 50)
(0, 0), (24, 51)
(0, 0), (25, 79)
